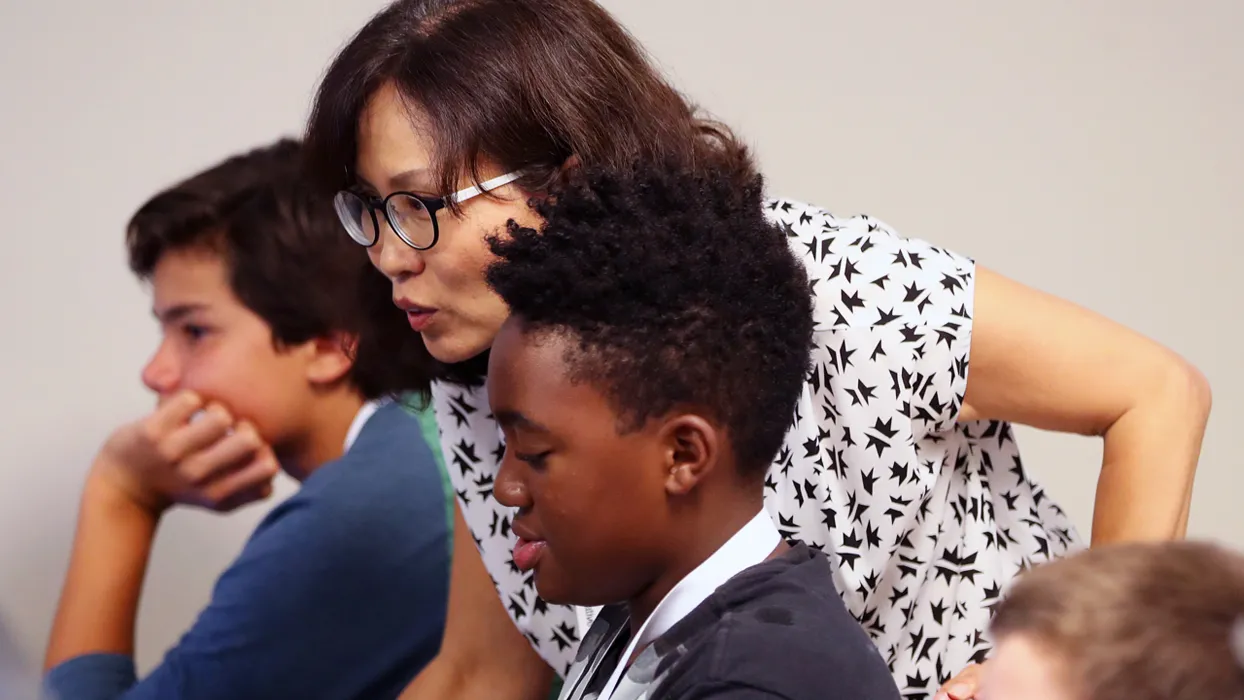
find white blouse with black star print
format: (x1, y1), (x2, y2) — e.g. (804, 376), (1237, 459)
(429, 198), (1082, 698)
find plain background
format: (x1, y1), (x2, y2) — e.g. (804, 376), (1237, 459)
(0, 0), (1239, 679)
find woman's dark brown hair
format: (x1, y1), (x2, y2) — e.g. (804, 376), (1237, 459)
(305, 0), (745, 199)
(303, 0), (754, 388)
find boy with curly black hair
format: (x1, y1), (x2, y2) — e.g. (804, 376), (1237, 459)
(483, 162), (900, 700)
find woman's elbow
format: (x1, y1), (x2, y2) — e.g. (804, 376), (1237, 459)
(1141, 351), (1212, 427)
(1170, 355), (1212, 420)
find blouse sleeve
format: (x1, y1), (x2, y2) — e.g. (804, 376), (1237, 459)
(765, 200), (976, 438)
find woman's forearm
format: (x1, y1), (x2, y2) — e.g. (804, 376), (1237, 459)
(400, 503), (554, 700)
(1091, 364), (1210, 544)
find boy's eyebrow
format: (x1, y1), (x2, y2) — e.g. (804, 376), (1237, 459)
(494, 409), (550, 434)
(153, 303), (207, 323)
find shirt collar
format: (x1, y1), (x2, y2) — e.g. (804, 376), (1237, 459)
(343, 398), (391, 453)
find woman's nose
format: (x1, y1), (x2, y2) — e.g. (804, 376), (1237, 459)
(368, 222), (426, 282)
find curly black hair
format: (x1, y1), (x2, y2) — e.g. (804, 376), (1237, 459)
(485, 161), (815, 475)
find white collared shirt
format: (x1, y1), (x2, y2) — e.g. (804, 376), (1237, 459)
(343, 398), (389, 453)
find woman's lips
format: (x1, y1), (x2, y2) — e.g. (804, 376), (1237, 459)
(395, 298), (437, 332)
(406, 308), (436, 332)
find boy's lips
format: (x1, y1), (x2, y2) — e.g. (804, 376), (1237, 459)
(514, 537), (548, 572)
(513, 520), (547, 572)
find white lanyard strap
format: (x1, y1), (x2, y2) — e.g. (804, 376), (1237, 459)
(575, 605), (602, 639)
(594, 509), (780, 700)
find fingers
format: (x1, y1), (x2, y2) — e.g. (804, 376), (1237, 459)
(179, 421), (266, 486)
(213, 479), (277, 513)
(151, 401), (234, 464)
(179, 422), (278, 511)
(935, 663), (984, 700)
(197, 457), (279, 512)
(148, 390), (205, 434)
(118, 394), (281, 513)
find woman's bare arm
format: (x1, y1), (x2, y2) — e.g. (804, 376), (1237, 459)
(401, 503), (554, 699)
(960, 266), (1210, 544)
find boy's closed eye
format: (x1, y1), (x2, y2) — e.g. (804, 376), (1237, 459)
(513, 449), (552, 469)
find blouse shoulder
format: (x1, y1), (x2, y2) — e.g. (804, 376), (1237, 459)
(763, 198), (976, 331)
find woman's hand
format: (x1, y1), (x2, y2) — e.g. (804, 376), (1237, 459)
(935, 663), (984, 699)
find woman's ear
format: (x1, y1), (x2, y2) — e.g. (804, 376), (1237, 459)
(660, 414), (719, 496)
(552, 153), (583, 190)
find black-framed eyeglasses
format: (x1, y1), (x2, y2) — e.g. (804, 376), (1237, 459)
(333, 171), (523, 250)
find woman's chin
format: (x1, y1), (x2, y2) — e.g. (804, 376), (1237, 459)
(422, 330), (490, 366)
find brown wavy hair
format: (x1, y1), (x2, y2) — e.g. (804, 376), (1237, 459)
(303, 0), (755, 389)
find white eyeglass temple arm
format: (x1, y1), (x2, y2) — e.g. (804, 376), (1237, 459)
(449, 171), (524, 204)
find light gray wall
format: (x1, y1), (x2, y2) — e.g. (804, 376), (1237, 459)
(1, 0), (1239, 679)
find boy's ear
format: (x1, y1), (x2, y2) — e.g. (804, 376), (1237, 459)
(660, 414), (720, 497)
(303, 332), (356, 387)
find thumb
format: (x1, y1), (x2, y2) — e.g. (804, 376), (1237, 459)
(152, 390), (205, 432)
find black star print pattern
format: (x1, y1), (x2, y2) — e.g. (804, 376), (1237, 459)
(429, 200), (1082, 696)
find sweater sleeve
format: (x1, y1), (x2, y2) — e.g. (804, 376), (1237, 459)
(46, 437), (450, 700)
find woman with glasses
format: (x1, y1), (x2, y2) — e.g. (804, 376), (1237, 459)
(303, 2), (1211, 699)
